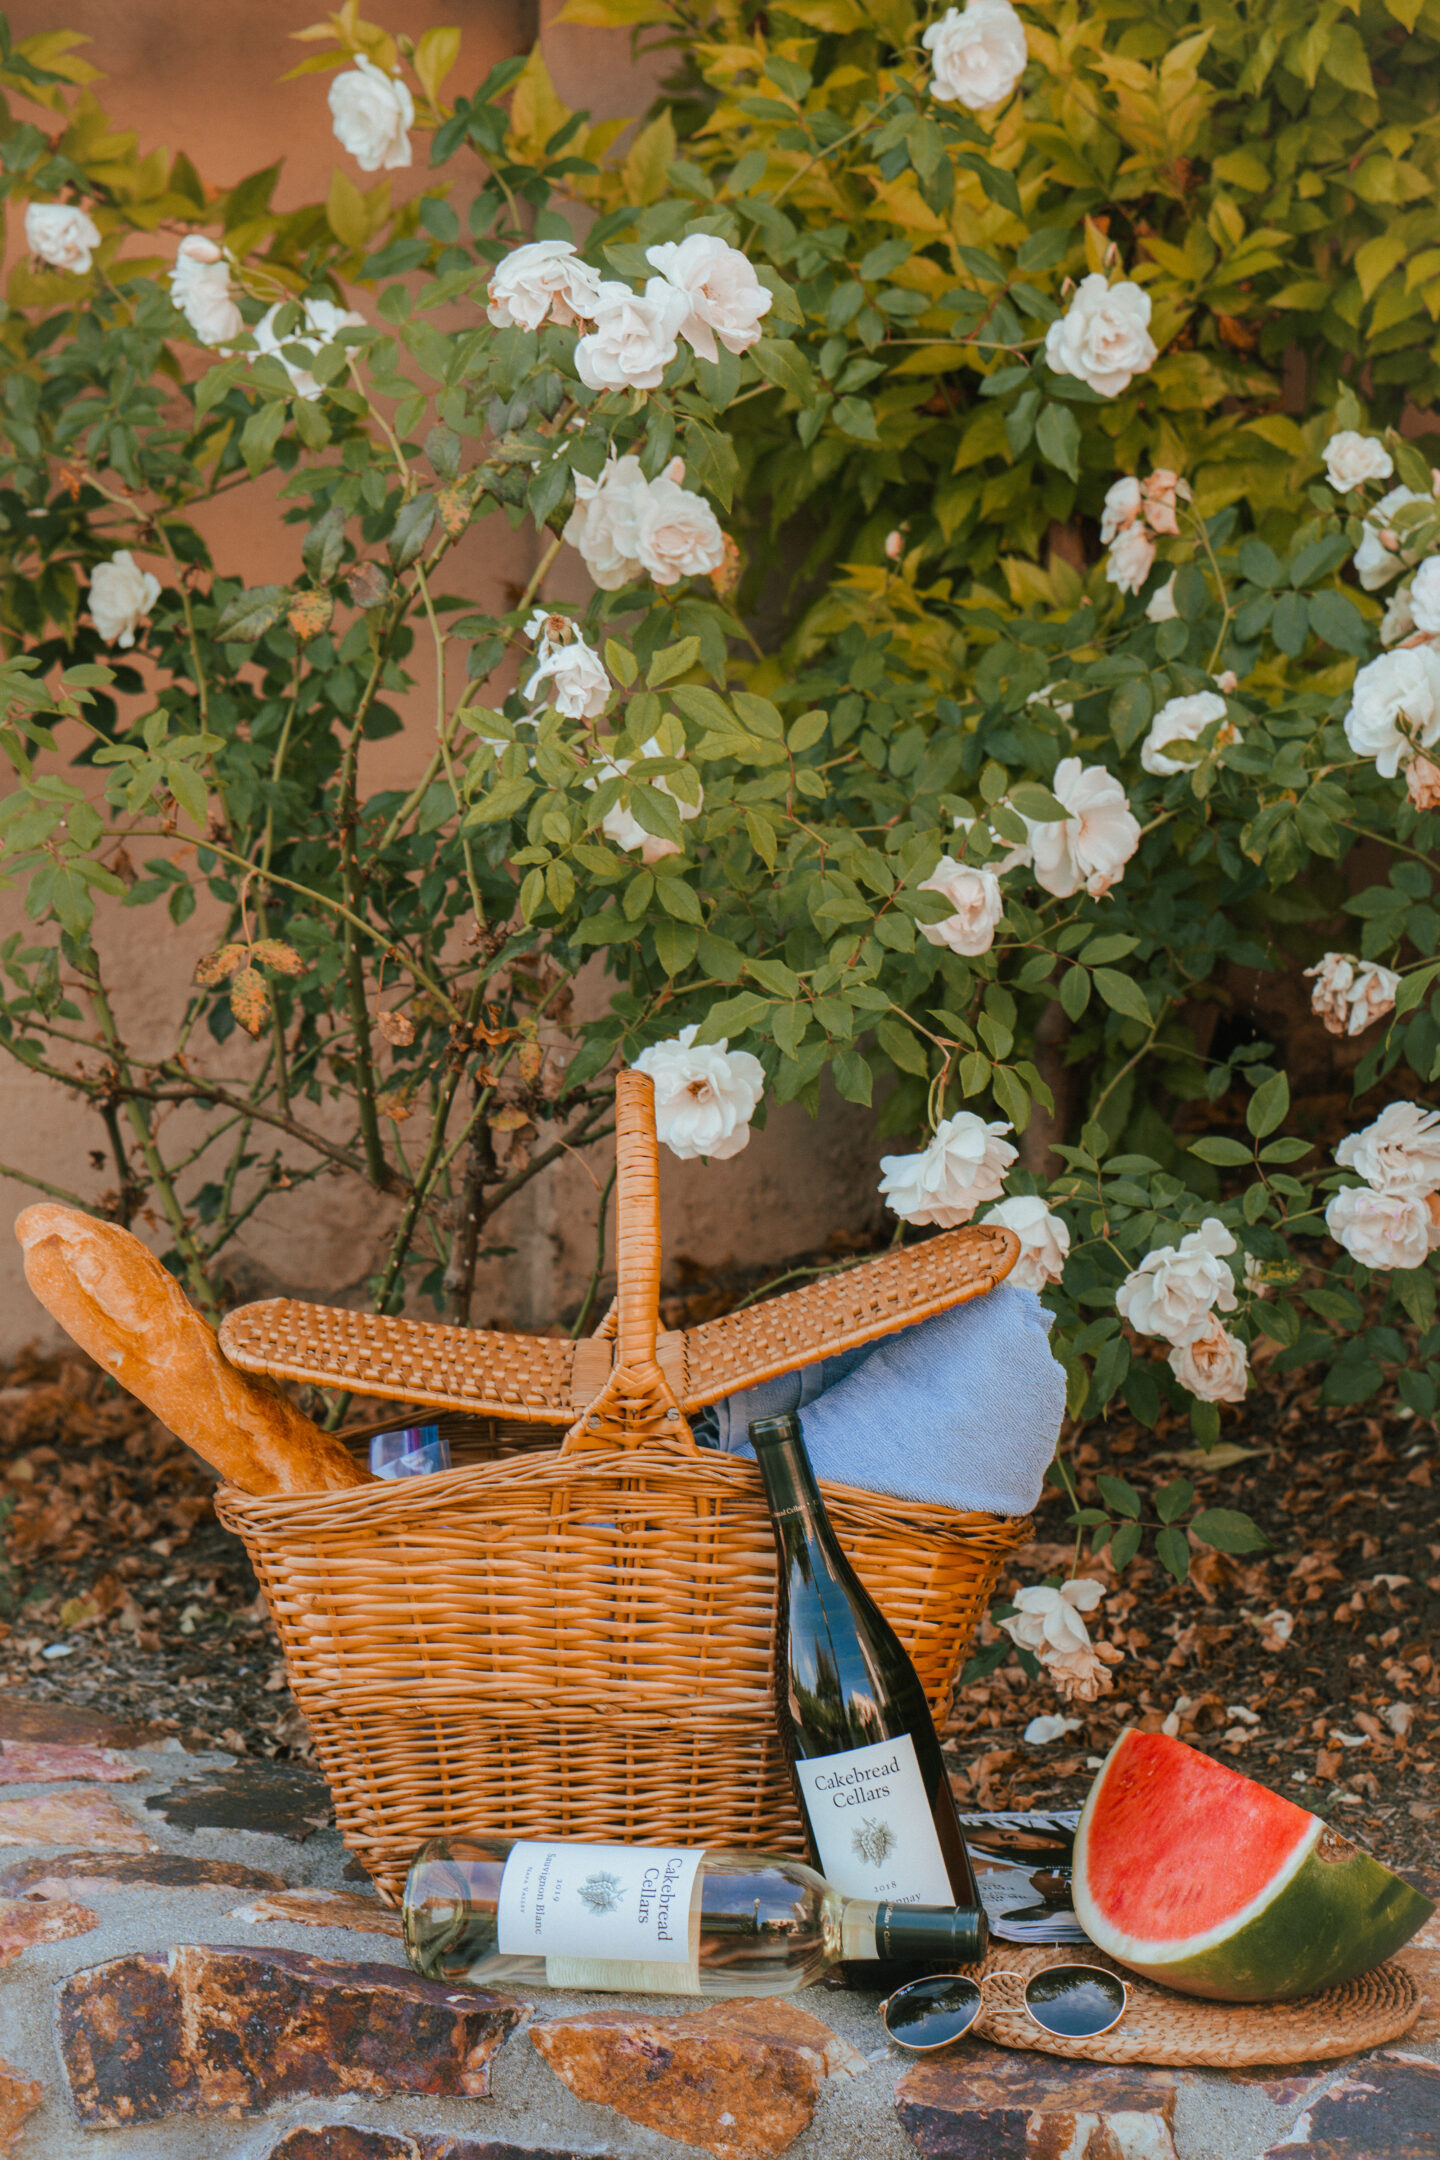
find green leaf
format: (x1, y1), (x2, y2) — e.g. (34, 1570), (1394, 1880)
(1093, 968), (1153, 1026)
(1189, 1135), (1253, 1165)
(832, 1044), (873, 1104)
(1059, 964), (1091, 1021)
(1109, 1520), (1142, 1569)
(646, 636), (701, 688)
(239, 399), (287, 477)
(753, 336), (815, 404)
(1035, 401), (1081, 482)
(1155, 1477), (1194, 1524)
(1246, 1069), (1289, 1138)
(692, 992), (768, 1045)
(1097, 1473), (1141, 1520)
(216, 584), (288, 642)
(606, 638), (638, 688)
(876, 1015), (930, 1076)
(1190, 1507), (1270, 1555)
(389, 495), (438, 570)
(1155, 1526), (1191, 1584)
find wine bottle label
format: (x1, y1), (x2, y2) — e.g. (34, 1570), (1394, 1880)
(794, 1733), (954, 1904)
(496, 1840), (703, 1966)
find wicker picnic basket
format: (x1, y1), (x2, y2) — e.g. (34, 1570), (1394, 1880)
(215, 1071), (1033, 1902)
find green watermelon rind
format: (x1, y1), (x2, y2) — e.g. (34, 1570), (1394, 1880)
(1073, 1735), (1435, 2003)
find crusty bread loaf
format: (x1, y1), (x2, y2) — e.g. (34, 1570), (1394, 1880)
(16, 1205), (368, 1496)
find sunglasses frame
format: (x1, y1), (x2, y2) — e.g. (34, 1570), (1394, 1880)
(878, 1963), (1132, 2052)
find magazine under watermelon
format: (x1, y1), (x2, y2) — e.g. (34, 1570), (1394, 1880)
(1072, 1730), (1433, 2002)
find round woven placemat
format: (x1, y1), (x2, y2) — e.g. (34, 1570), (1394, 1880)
(965, 1945), (1419, 2067)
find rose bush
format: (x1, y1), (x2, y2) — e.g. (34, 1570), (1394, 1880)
(0, 1), (1438, 1638)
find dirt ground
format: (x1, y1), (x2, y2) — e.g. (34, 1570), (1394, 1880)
(0, 1340), (1435, 1885)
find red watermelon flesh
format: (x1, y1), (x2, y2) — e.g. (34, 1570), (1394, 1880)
(1073, 1729), (1434, 2002)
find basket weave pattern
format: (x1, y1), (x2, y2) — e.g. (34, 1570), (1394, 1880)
(217, 1073), (1031, 1903)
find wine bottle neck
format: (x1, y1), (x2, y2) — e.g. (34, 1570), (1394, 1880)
(838, 1897), (986, 1963)
(750, 1417), (830, 1542)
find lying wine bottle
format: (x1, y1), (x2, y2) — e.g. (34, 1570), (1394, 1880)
(404, 1834), (983, 1996)
(749, 1412), (987, 1953)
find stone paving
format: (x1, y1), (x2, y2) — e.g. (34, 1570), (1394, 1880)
(0, 1703), (1435, 2160)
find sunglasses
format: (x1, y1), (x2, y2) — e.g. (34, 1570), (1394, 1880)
(880, 1964), (1131, 2050)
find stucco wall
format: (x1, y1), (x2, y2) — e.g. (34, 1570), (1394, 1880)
(0, 2), (890, 1350)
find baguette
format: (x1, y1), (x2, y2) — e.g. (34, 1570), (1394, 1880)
(15, 1205), (368, 1496)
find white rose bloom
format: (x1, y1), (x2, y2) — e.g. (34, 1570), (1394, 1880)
(574, 278), (690, 393)
(1025, 1713), (1082, 1745)
(980, 1193), (1071, 1290)
(25, 201), (101, 274)
(251, 297), (365, 401)
(1168, 1318), (1249, 1404)
(1116, 1217), (1238, 1347)
(634, 460), (726, 585)
(1408, 555), (1440, 635)
(1001, 1578), (1120, 1701)
(1380, 586), (1415, 647)
(917, 856), (1004, 957)
(89, 551), (161, 648)
(1335, 1101), (1440, 1199)
(1044, 275), (1157, 399)
(1140, 690), (1235, 777)
(486, 239), (602, 332)
(1407, 751), (1440, 810)
(1105, 524), (1156, 596)
(328, 55), (414, 173)
(1146, 574), (1179, 624)
(633, 1023), (765, 1162)
(878, 1112), (1017, 1229)
(644, 234), (772, 363)
(1100, 476), (1142, 544)
(1353, 485), (1425, 591)
(523, 613), (610, 720)
(1343, 645), (1440, 778)
(1323, 431), (1394, 493)
(169, 235), (243, 347)
(1027, 757), (1141, 900)
(590, 735), (702, 865)
(563, 454), (646, 590)
(1304, 953), (1401, 1040)
(1326, 1185), (1438, 1271)
(922, 0), (1028, 110)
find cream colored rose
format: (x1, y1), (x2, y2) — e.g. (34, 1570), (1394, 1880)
(1304, 953), (1401, 1039)
(170, 236), (242, 347)
(1100, 476), (1142, 543)
(1146, 575), (1178, 623)
(1335, 1101), (1440, 1199)
(523, 611), (611, 720)
(251, 297), (365, 401)
(633, 1025), (764, 1162)
(1140, 690), (1235, 777)
(980, 1194), (1071, 1290)
(1142, 470), (1188, 535)
(89, 551), (161, 648)
(1407, 751), (1440, 810)
(575, 279), (690, 393)
(879, 1112), (1017, 1229)
(923, 0), (1028, 111)
(563, 455), (646, 590)
(25, 202), (100, 274)
(1343, 645), (1440, 778)
(1027, 757), (1141, 900)
(1381, 586), (1416, 647)
(1353, 484), (1425, 591)
(634, 461), (726, 584)
(1000, 1579), (1120, 1704)
(487, 239), (602, 332)
(1323, 430), (1394, 493)
(1409, 555), (1440, 634)
(1044, 276), (1157, 398)
(1116, 1217), (1238, 1347)
(1326, 1185), (1437, 1271)
(917, 856), (1004, 957)
(644, 234), (772, 363)
(328, 56), (414, 173)
(1105, 524), (1155, 596)
(1168, 1318), (1248, 1404)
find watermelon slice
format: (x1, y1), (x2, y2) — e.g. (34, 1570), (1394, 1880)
(1073, 1729), (1433, 2001)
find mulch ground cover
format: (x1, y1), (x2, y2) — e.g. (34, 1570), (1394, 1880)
(0, 1334), (1435, 1879)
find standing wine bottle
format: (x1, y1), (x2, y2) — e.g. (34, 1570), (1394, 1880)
(749, 1412), (987, 1959)
(403, 1834), (984, 1996)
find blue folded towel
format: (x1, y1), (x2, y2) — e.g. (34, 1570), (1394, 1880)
(698, 1282), (1065, 1516)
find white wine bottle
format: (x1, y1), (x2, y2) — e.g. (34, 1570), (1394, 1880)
(749, 1412), (987, 1965)
(403, 1834), (985, 1996)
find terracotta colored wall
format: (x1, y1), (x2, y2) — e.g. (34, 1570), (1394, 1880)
(0, 3), (889, 1353)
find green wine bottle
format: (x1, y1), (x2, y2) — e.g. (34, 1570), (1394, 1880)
(750, 1411), (987, 1962)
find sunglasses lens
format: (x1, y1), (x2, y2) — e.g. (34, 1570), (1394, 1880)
(1025, 1966), (1127, 2039)
(884, 1975), (984, 2049)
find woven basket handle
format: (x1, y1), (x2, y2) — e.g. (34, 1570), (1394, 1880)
(560, 1069), (699, 1457)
